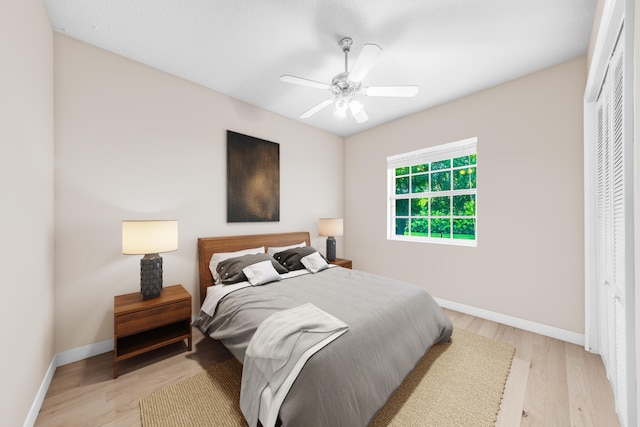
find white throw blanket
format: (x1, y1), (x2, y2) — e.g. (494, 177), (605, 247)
(240, 303), (348, 427)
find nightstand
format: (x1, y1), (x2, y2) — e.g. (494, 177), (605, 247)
(330, 258), (352, 269)
(113, 284), (192, 378)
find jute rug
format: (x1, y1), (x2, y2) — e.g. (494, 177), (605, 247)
(139, 328), (515, 427)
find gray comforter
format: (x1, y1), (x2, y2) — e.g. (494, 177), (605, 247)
(193, 267), (453, 427)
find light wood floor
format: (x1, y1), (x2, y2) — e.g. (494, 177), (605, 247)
(34, 309), (620, 427)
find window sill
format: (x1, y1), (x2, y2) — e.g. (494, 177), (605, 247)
(388, 235), (477, 247)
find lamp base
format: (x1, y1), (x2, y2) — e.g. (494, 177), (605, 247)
(140, 253), (163, 299)
(326, 236), (336, 262)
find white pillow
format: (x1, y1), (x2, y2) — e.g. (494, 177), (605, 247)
(301, 251), (329, 273)
(243, 260), (282, 286)
(266, 241), (307, 256)
(209, 246), (265, 284)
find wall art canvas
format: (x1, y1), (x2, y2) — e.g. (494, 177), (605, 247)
(227, 130), (280, 222)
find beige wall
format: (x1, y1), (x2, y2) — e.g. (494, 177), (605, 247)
(0, 0), (55, 425)
(345, 56), (586, 334)
(54, 35), (344, 353)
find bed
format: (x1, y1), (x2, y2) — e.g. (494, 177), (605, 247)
(193, 231), (453, 427)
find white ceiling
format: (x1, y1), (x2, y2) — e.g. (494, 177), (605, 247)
(44, 0), (596, 137)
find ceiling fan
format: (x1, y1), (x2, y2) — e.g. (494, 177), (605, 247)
(281, 37), (419, 123)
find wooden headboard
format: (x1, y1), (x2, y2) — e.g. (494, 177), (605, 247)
(197, 231), (311, 305)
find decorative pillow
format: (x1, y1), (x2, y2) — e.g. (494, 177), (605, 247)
(266, 241), (307, 256)
(274, 246), (325, 271)
(301, 251), (329, 273)
(216, 253), (288, 285)
(243, 260), (282, 286)
(209, 246), (264, 284)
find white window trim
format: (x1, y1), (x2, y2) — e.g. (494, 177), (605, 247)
(387, 137), (478, 247)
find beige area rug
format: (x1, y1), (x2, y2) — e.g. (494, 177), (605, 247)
(139, 328), (515, 427)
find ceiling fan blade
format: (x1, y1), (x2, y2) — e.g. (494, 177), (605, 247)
(348, 44), (382, 82)
(365, 86), (419, 97)
(300, 99), (333, 119)
(281, 75), (330, 90)
(349, 101), (369, 123)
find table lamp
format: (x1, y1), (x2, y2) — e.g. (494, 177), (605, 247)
(319, 218), (343, 262)
(122, 220), (178, 299)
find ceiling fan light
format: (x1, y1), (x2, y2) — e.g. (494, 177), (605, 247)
(348, 99), (363, 115)
(335, 98), (348, 117)
(349, 100), (369, 123)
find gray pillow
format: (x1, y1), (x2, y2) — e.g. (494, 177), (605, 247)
(274, 246), (326, 271)
(216, 253), (287, 285)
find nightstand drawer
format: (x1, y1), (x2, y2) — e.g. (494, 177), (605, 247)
(116, 302), (190, 337)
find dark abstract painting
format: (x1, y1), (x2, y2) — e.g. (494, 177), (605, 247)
(227, 130), (280, 222)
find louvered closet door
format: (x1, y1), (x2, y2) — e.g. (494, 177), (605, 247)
(595, 31), (628, 424)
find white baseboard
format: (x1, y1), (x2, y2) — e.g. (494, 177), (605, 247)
(22, 357), (56, 427)
(434, 297), (585, 346)
(55, 338), (113, 367)
(23, 339), (114, 427)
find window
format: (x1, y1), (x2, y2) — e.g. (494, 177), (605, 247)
(387, 137), (477, 246)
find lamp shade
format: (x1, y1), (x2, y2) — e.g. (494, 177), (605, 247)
(319, 218), (343, 237)
(122, 220), (178, 255)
